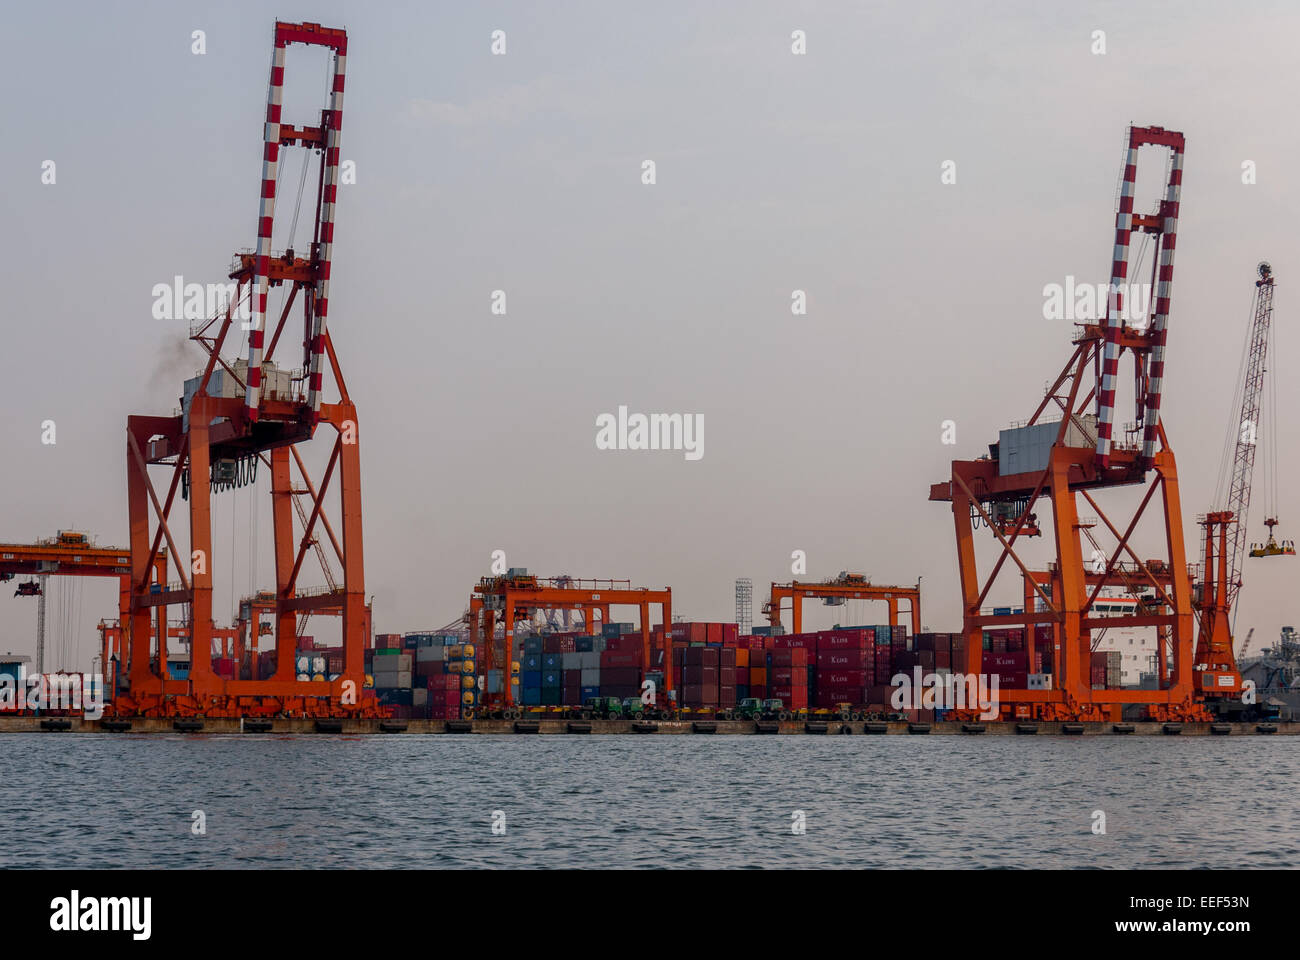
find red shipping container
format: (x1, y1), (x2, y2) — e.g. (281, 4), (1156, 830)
(770, 648), (808, 668)
(687, 623), (708, 645)
(603, 667), (642, 686)
(982, 651), (1029, 671)
(681, 685), (718, 707)
(816, 689), (865, 708)
(602, 651), (643, 669)
(774, 634), (816, 650)
(819, 670), (865, 687)
(767, 686), (808, 709)
(816, 630), (863, 651)
(719, 647), (737, 668)
(748, 666), (766, 686)
(818, 649), (867, 670)
(771, 666), (808, 686)
(681, 664), (719, 686)
(719, 687), (737, 707)
(683, 646), (719, 666)
(722, 623), (738, 645)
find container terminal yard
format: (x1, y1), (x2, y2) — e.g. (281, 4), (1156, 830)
(1, 20), (1297, 738)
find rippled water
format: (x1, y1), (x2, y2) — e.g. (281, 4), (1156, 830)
(1, 734), (1295, 869)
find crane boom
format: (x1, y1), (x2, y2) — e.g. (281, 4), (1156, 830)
(1221, 263), (1275, 611)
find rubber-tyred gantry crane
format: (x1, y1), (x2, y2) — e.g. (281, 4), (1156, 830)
(763, 573), (920, 635)
(930, 124), (1207, 722)
(468, 573), (672, 715)
(115, 21), (373, 719)
(1, 531), (165, 674)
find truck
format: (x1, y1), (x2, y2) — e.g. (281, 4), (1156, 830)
(732, 697), (789, 721)
(576, 696), (672, 721)
(581, 696), (626, 720)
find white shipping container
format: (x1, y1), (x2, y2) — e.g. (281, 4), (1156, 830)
(373, 670), (412, 689)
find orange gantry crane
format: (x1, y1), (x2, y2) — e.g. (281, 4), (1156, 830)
(930, 124), (1207, 722)
(115, 21), (373, 719)
(1, 531), (166, 674)
(468, 572), (672, 715)
(763, 573), (920, 635)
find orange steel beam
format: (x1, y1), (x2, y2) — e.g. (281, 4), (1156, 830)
(290, 444), (345, 566)
(767, 581), (921, 635)
(136, 436), (190, 595)
(127, 431), (191, 593)
(262, 283), (301, 365)
(286, 436), (342, 589)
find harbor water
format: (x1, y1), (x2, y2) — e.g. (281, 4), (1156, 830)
(1, 734), (1295, 869)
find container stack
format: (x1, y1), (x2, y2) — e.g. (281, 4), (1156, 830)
(520, 636), (542, 705)
(1089, 650), (1123, 689)
(677, 645), (719, 709)
(768, 646), (809, 711)
(540, 651), (562, 706)
(812, 627), (876, 708)
(373, 650), (413, 716)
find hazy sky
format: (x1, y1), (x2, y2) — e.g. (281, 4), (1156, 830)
(2, 1), (1298, 670)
